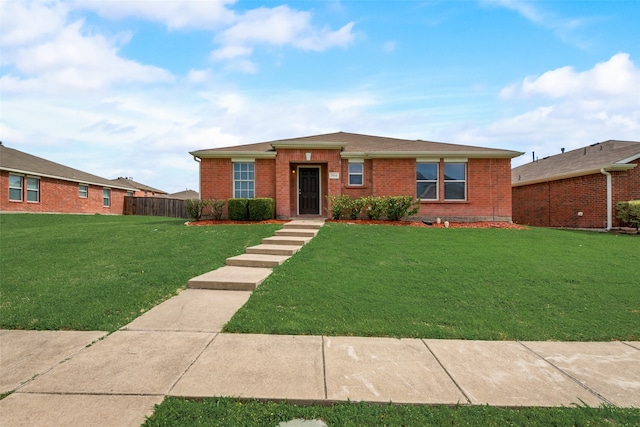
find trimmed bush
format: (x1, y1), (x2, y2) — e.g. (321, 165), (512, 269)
(209, 199), (225, 220)
(184, 199), (208, 220)
(347, 197), (366, 220)
(326, 195), (352, 220)
(228, 198), (249, 220)
(364, 196), (386, 220)
(385, 196), (420, 221)
(248, 198), (275, 221)
(616, 200), (640, 230)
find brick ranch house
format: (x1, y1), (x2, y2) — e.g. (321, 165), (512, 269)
(0, 143), (136, 214)
(190, 132), (523, 221)
(512, 140), (640, 229)
(111, 177), (168, 198)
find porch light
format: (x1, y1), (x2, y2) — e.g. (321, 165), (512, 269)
(291, 169), (296, 174)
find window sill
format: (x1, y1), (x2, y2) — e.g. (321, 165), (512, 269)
(345, 185), (367, 189)
(420, 199), (468, 204)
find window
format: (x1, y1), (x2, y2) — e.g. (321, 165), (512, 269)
(444, 163), (466, 200)
(348, 163), (363, 186)
(103, 188), (111, 207)
(79, 184), (88, 198)
(26, 177), (40, 202)
(416, 163), (438, 200)
(233, 162), (255, 198)
(9, 174), (23, 201)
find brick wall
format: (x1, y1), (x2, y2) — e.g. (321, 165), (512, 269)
(512, 160), (639, 228)
(0, 171), (127, 214)
(197, 153), (514, 221)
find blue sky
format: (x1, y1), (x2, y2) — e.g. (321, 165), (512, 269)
(2, 0), (639, 193)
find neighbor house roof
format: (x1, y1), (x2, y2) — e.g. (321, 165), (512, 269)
(110, 177), (168, 195)
(512, 140), (640, 187)
(0, 144), (136, 191)
(168, 189), (199, 200)
(190, 131), (523, 160)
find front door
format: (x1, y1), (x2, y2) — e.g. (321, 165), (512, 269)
(298, 167), (320, 215)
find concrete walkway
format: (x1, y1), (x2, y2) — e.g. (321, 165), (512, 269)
(1, 220), (639, 426)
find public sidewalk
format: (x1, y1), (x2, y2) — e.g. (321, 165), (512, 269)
(1, 219), (639, 426)
(2, 289), (639, 427)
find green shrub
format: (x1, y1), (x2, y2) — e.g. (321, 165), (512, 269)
(248, 198), (275, 221)
(228, 198), (249, 220)
(184, 199), (208, 220)
(326, 195), (352, 220)
(616, 200), (640, 230)
(385, 196), (420, 221)
(209, 199), (225, 220)
(364, 196), (386, 220)
(347, 197), (366, 220)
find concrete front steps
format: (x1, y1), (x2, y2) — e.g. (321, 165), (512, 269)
(187, 219), (324, 291)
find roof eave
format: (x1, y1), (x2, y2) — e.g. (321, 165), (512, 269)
(343, 150), (524, 159)
(190, 150), (277, 159)
(270, 141), (347, 150)
(512, 163), (637, 187)
(0, 167), (136, 190)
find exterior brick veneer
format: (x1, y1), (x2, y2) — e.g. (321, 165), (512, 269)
(512, 159), (640, 228)
(0, 171), (127, 214)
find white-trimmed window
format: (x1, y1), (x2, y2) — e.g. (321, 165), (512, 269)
(233, 162), (255, 198)
(79, 184), (88, 198)
(103, 188), (111, 207)
(26, 177), (40, 202)
(416, 163), (438, 200)
(9, 174), (23, 201)
(444, 162), (466, 200)
(348, 161), (364, 186)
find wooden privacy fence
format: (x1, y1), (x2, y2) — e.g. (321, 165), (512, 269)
(124, 196), (189, 219)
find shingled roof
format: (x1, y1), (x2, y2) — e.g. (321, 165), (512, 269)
(0, 144), (135, 191)
(110, 177), (167, 195)
(512, 140), (640, 186)
(190, 131), (523, 159)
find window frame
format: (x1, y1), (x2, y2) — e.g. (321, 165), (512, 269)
(233, 162), (255, 199)
(79, 184), (89, 198)
(443, 162), (467, 201)
(9, 174), (24, 201)
(103, 188), (111, 207)
(348, 162), (364, 186)
(26, 176), (40, 203)
(416, 162), (439, 201)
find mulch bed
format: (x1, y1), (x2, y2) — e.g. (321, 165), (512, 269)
(186, 219), (526, 229)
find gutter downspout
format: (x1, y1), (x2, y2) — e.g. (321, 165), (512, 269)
(193, 156), (201, 199)
(600, 168), (612, 230)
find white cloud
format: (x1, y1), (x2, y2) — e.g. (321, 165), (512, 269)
(72, 0), (236, 30)
(0, 0), (67, 47)
(213, 5), (355, 66)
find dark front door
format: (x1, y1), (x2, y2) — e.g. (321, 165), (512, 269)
(298, 168), (320, 215)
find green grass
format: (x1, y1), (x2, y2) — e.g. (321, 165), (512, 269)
(143, 397), (640, 426)
(224, 224), (640, 341)
(0, 214), (281, 331)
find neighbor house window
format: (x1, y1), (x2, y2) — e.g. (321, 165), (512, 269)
(26, 177), (40, 202)
(444, 162), (466, 200)
(103, 188), (111, 207)
(416, 163), (438, 200)
(233, 162), (255, 198)
(348, 162), (364, 186)
(9, 174), (23, 201)
(79, 184), (88, 198)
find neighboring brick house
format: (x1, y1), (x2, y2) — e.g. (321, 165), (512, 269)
(0, 143), (136, 214)
(190, 132), (523, 221)
(512, 140), (640, 229)
(111, 177), (168, 197)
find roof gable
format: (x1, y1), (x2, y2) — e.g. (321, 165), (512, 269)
(0, 144), (135, 190)
(111, 177), (167, 194)
(190, 131), (523, 159)
(512, 140), (640, 186)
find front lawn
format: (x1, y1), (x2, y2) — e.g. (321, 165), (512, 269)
(143, 397), (640, 426)
(0, 214), (281, 331)
(224, 224), (640, 341)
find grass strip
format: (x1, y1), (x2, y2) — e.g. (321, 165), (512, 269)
(224, 224), (640, 341)
(0, 214), (280, 331)
(143, 397), (640, 426)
